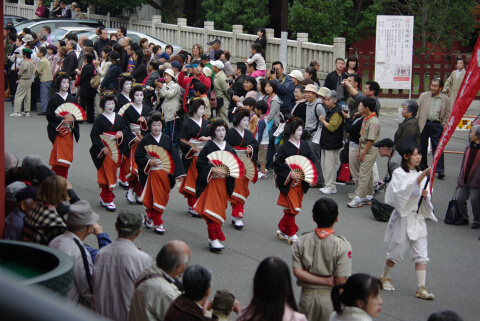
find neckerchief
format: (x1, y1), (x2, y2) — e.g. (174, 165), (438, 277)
(315, 228), (335, 239)
(360, 112), (377, 137)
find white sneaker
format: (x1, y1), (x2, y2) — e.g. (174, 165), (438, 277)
(209, 239), (224, 251)
(144, 215), (154, 229)
(154, 224), (165, 234)
(126, 189), (135, 203)
(106, 202), (116, 212)
(10, 112), (22, 117)
(258, 172), (267, 179)
(321, 187), (337, 194)
(287, 234), (298, 244)
(348, 192), (356, 200)
(232, 217), (244, 229)
(361, 198), (373, 205)
(23, 112), (30, 117)
(347, 197), (363, 208)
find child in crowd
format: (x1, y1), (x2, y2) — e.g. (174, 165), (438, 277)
(242, 97), (258, 134)
(244, 43), (266, 78)
(254, 100), (269, 179)
(292, 198), (352, 321)
(211, 289), (238, 321)
(193, 82), (211, 120)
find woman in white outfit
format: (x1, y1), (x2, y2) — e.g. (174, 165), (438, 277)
(379, 135), (437, 300)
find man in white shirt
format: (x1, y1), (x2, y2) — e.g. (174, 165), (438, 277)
(92, 210), (153, 321)
(49, 200), (100, 307)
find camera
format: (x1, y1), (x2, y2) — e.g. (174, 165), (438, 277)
(226, 79), (234, 85)
(270, 68), (276, 74)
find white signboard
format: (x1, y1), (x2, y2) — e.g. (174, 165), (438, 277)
(375, 15), (414, 89)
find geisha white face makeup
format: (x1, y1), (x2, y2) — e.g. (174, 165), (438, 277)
(123, 80), (132, 93)
(60, 79), (69, 92)
(195, 105), (205, 118)
(104, 100), (115, 114)
(133, 91), (144, 105)
(293, 125), (303, 141)
(214, 126), (226, 141)
(151, 121), (163, 136)
(240, 117), (249, 130)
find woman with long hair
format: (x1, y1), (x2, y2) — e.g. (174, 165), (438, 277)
(304, 67), (320, 89)
(131, 49), (147, 83)
(345, 55), (358, 75)
(379, 135), (437, 300)
(99, 50), (122, 92)
(238, 257), (306, 321)
(330, 274), (383, 320)
(191, 44), (203, 61)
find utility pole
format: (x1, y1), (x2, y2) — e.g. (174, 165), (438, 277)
(280, 0), (288, 70)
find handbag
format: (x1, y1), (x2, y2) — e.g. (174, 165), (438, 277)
(90, 74), (100, 89)
(444, 187), (459, 224)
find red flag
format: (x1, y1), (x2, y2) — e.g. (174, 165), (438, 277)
(429, 34), (480, 192)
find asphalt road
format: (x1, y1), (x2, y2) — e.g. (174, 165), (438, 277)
(5, 102), (480, 321)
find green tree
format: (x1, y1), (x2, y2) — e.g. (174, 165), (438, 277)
(79, 0), (148, 16)
(201, 0), (269, 33)
(379, 0), (477, 56)
(289, 0), (353, 44)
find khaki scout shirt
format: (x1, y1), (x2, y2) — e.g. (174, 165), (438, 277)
(359, 115), (380, 154)
(427, 95), (442, 122)
(292, 231), (352, 290)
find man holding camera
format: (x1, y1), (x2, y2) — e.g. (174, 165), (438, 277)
(267, 61), (294, 109)
(178, 60), (212, 115)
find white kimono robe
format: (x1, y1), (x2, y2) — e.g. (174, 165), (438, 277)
(384, 168), (437, 245)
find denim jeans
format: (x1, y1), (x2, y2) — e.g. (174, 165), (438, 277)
(163, 119), (180, 148)
(40, 81), (52, 113)
(266, 123), (277, 170)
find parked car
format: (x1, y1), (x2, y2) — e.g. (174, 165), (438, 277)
(50, 26), (97, 43)
(4, 15), (28, 27)
(14, 18), (104, 34)
(100, 28), (183, 55)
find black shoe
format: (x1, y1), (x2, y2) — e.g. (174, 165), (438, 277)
(471, 223), (480, 229)
(438, 173), (445, 180)
(37, 112), (46, 115)
(455, 219), (469, 225)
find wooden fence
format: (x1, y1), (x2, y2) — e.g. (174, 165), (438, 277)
(349, 48), (479, 99)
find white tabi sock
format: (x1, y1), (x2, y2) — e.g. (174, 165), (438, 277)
(416, 270), (426, 287)
(383, 264), (394, 278)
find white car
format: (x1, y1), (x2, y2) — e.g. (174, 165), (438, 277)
(50, 26), (97, 43)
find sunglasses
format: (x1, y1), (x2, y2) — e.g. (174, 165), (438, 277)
(186, 64), (198, 68)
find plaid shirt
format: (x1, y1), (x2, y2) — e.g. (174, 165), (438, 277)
(23, 203), (66, 245)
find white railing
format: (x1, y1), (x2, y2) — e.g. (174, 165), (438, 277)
(5, 1), (345, 75)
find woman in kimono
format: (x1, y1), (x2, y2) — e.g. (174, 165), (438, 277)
(90, 94), (136, 212)
(273, 115), (315, 244)
(116, 74), (134, 189)
(225, 108), (258, 229)
(122, 85), (152, 204)
(46, 73), (79, 179)
(135, 112), (185, 235)
(178, 99), (211, 217)
(194, 119), (237, 251)
(379, 135), (436, 300)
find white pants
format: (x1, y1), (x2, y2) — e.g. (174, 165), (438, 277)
(386, 236), (429, 264)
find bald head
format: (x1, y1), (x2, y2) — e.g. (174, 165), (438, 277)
(156, 240), (191, 277)
(78, 34), (88, 47)
(122, 37), (132, 47)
